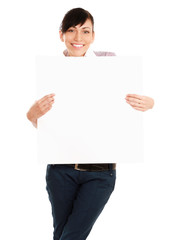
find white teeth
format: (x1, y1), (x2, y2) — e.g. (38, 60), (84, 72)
(72, 44), (83, 47)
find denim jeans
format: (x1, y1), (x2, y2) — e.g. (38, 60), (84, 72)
(46, 164), (116, 240)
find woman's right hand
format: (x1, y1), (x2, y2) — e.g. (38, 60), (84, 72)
(27, 93), (55, 128)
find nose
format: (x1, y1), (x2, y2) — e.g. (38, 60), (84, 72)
(74, 31), (82, 42)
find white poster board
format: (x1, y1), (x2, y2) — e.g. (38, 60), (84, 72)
(36, 56), (143, 163)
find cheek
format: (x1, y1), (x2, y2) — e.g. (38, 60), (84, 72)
(65, 39), (72, 46)
(64, 35), (72, 44)
(86, 36), (94, 44)
(84, 39), (91, 45)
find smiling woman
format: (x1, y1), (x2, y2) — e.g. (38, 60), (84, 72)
(26, 7), (154, 240)
(59, 9), (95, 56)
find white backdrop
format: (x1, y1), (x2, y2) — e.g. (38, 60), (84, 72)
(0, 0), (173, 239)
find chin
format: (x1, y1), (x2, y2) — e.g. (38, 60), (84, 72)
(68, 47), (87, 57)
(73, 52), (85, 57)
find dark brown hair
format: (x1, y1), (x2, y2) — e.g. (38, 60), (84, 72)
(60, 8), (94, 33)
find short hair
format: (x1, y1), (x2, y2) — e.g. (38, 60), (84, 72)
(60, 8), (94, 33)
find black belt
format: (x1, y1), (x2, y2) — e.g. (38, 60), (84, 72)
(67, 164), (116, 172)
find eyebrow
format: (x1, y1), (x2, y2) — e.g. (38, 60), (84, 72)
(81, 27), (91, 29)
(71, 26), (91, 30)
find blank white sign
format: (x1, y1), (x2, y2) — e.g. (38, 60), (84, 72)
(36, 56), (143, 163)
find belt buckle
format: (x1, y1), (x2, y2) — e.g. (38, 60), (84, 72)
(74, 164), (87, 171)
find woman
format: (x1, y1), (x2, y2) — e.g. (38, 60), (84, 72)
(27, 8), (154, 240)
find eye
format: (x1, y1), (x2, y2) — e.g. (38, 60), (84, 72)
(68, 29), (74, 32)
(84, 31), (90, 34)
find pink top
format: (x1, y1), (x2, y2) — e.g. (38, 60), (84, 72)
(63, 49), (116, 57)
(94, 51), (116, 56)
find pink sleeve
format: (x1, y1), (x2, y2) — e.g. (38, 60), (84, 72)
(94, 51), (116, 56)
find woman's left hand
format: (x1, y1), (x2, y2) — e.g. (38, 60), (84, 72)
(125, 94), (154, 112)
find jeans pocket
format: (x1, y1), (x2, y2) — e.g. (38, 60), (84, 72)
(97, 169), (116, 192)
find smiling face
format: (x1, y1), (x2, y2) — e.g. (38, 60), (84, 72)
(59, 19), (95, 57)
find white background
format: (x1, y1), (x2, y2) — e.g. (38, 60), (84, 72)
(0, 0), (173, 239)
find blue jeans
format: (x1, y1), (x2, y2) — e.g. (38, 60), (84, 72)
(46, 164), (116, 240)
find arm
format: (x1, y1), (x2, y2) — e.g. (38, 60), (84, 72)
(125, 94), (154, 112)
(26, 93), (55, 128)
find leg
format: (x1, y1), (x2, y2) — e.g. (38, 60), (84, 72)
(46, 164), (80, 240)
(60, 169), (116, 240)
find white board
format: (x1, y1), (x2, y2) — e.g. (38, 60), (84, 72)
(36, 56), (143, 163)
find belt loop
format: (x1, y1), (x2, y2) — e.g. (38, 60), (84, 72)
(109, 164), (113, 171)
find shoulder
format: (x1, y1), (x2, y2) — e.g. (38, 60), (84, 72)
(93, 51), (116, 56)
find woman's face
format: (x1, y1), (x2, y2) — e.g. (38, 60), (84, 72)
(59, 19), (95, 57)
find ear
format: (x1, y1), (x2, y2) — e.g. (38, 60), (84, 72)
(59, 30), (64, 42)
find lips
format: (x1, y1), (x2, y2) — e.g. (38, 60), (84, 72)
(71, 43), (84, 48)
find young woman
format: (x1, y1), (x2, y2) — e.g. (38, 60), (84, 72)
(27, 8), (154, 240)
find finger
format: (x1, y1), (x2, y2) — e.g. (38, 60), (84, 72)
(42, 98), (55, 107)
(126, 94), (143, 100)
(40, 101), (54, 113)
(42, 104), (53, 113)
(127, 103), (145, 111)
(126, 100), (144, 107)
(40, 94), (55, 102)
(38, 96), (55, 106)
(37, 93), (55, 104)
(133, 107), (146, 112)
(38, 104), (53, 117)
(126, 97), (143, 104)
